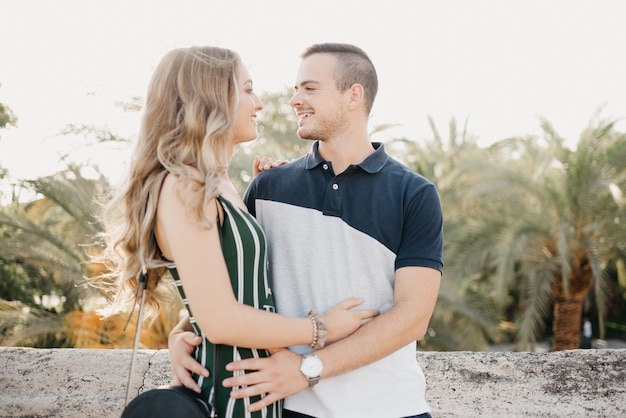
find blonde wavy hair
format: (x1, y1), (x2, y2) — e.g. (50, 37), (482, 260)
(94, 46), (242, 319)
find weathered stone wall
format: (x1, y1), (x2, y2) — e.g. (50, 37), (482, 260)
(1, 347), (624, 417)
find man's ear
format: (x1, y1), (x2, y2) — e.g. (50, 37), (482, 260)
(347, 83), (365, 111)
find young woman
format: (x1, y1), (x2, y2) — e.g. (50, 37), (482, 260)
(96, 46), (377, 417)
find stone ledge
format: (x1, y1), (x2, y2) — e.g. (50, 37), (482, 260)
(0, 347), (624, 417)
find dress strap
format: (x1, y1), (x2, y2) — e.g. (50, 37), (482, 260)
(215, 197), (224, 246)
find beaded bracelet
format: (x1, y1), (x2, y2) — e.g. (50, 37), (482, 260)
(307, 309), (327, 350)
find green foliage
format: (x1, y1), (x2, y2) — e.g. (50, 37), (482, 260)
(0, 298), (66, 347)
(438, 115), (626, 350)
(0, 259), (37, 304)
(0, 165), (107, 307)
(255, 86), (309, 159)
(0, 82), (17, 131)
(0, 88), (17, 131)
(0, 102), (17, 130)
(0, 165), (106, 346)
(387, 116), (502, 351)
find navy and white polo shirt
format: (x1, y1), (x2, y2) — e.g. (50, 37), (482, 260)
(243, 141), (443, 417)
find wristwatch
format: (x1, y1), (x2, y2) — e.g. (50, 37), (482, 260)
(299, 353), (323, 387)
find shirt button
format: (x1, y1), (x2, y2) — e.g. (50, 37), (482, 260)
(323, 164), (329, 170)
(332, 184), (339, 190)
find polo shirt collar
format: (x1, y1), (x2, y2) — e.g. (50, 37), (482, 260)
(305, 141), (388, 173)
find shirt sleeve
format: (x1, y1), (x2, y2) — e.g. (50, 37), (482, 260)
(243, 177), (259, 216)
(395, 183), (444, 273)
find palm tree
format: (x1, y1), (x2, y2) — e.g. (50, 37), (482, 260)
(447, 116), (626, 350)
(0, 164), (109, 345)
(387, 117), (503, 350)
(0, 165), (107, 308)
(0, 162), (183, 348)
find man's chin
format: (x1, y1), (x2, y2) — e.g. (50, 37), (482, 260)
(296, 128), (316, 141)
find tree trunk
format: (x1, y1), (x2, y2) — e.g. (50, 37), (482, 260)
(549, 246), (592, 351)
(552, 298), (583, 351)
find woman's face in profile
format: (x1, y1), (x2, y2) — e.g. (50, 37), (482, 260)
(231, 64), (264, 145)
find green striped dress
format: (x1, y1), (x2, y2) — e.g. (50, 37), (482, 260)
(170, 196), (281, 418)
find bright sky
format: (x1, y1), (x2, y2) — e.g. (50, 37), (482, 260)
(1, 0), (625, 184)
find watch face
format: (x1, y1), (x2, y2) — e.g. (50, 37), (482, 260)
(301, 354), (323, 377)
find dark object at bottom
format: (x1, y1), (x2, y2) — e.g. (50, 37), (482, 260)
(121, 385), (214, 418)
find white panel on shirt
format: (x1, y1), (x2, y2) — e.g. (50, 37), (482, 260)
(255, 200), (430, 417)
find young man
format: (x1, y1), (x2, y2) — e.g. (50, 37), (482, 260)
(169, 43), (443, 418)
